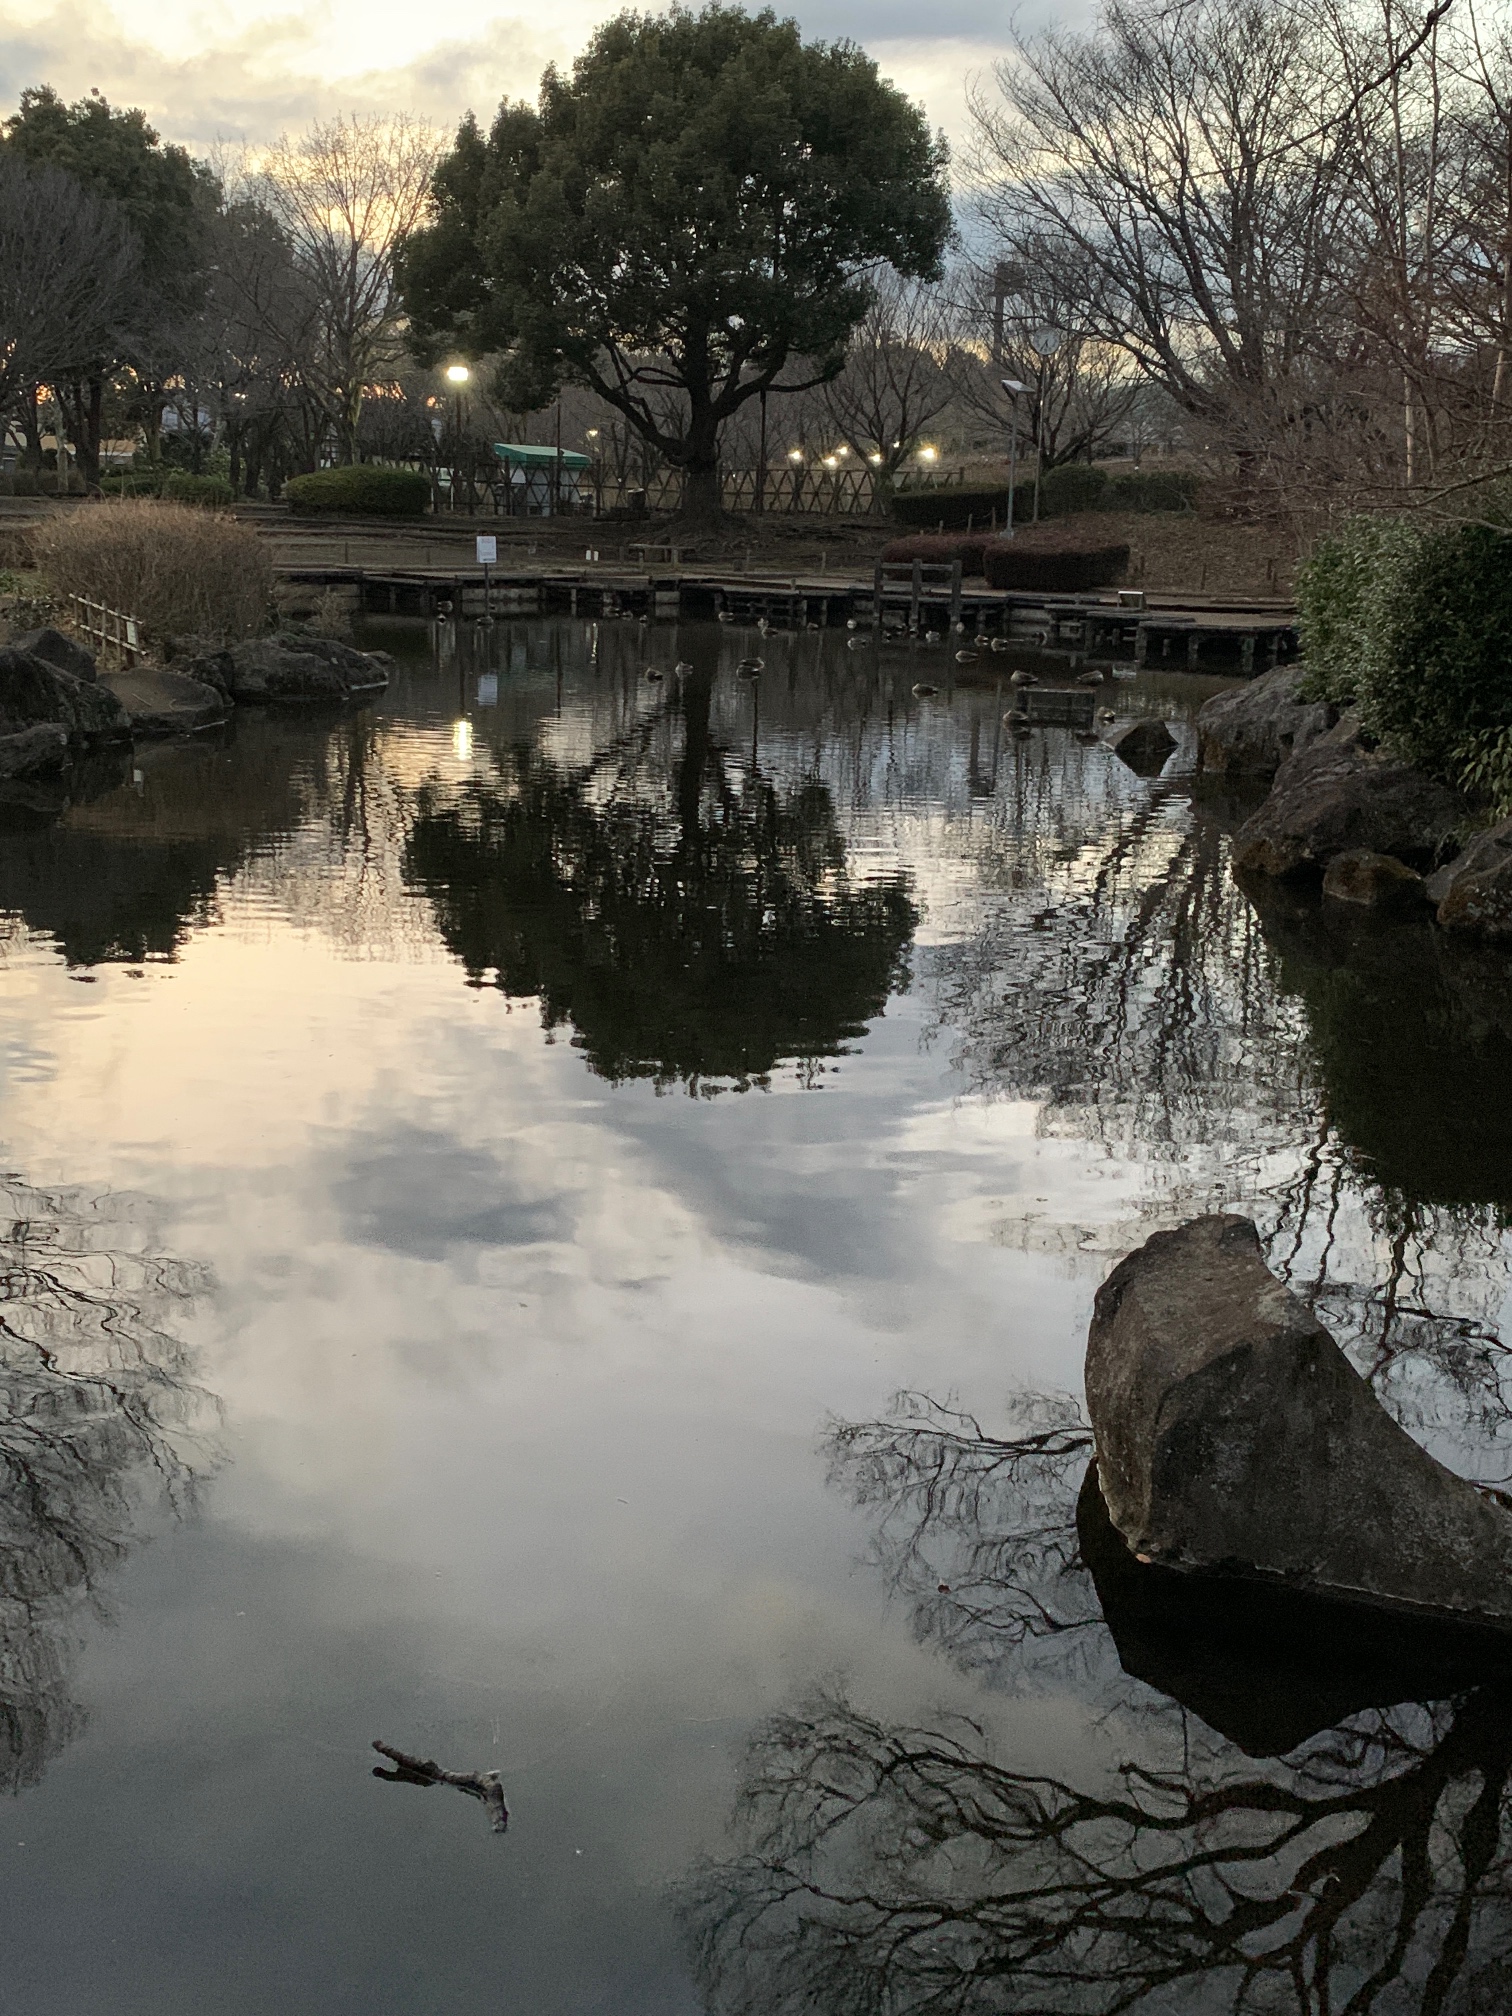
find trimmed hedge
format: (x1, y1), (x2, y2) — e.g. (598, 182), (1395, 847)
(164, 472), (234, 507)
(892, 466), (1198, 531)
(284, 465), (431, 517)
(879, 532), (994, 577)
(1298, 502), (1512, 790)
(983, 540), (1130, 592)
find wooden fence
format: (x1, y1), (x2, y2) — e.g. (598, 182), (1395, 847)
(69, 593), (143, 666)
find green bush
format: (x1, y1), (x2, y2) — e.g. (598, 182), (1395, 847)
(98, 472), (159, 498)
(1297, 500), (1512, 790)
(1105, 469), (1198, 513)
(1037, 463), (1110, 516)
(284, 465), (431, 517)
(891, 486), (1015, 532)
(163, 472), (234, 507)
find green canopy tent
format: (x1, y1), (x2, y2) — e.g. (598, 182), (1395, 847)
(493, 443), (592, 516)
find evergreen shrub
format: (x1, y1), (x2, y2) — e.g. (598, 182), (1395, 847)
(284, 466), (430, 517)
(1106, 470), (1198, 512)
(891, 486), (1014, 531)
(982, 539), (1130, 592)
(162, 472), (234, 507)
(1298, 500), (1512, 792)
(1037, 463), (1109, 515)
(878, 533), (994, 576)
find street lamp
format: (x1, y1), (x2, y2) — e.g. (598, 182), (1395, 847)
(444, 364), (470, 513)
(1025, 328), (1063, 523)
(1000, 377), (1028, 538)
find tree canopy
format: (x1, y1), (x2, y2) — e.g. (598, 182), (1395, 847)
(400, 3), (953, 519)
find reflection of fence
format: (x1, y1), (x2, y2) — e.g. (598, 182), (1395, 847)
(69, 593), (142, 665)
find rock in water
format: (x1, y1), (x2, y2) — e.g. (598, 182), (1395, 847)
(1232, 715), (1463, 878)
(1086, 1214), (1512, 1629)
(1427, 818), (1512, 940)
(1195, 667), (1336, 779)
(101, 667), (229, 737)
(0, 723), (69, 780)
(8, 627), (99, 683)
(222, 634), (391, 702)
(1321, 847), (1425, 910)
(0, 645), (128, 744)
(1106, 717), (1176, 773)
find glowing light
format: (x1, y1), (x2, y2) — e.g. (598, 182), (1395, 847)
(868, 452), (884, 465)
(822, 455), (838, 468)
(918, 445), (938, 462)
(787, 449), (804, 462)
(586, 428), (599, 439)
(445, 364), (471, 385)
(452, 718), (474, 760)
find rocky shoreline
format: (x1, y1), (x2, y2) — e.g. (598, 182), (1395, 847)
(0, 626), (393, 784)
(1197, 665), (1512, 938)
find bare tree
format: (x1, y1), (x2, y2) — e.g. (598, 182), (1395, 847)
(0, 157), (140, 462)
(820, 273), (954, 489)
(255, 115), (442, 464)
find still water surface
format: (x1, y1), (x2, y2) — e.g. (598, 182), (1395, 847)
(2, 620), (1512, 2013)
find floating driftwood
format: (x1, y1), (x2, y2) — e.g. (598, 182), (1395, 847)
(371, 1739), (509, 1834)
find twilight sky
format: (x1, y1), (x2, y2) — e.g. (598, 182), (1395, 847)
(0, 0), (1082, 161)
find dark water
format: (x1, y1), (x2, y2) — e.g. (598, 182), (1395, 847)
(2, 619), (1511, 2014)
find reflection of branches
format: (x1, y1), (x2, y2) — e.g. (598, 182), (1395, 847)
(0, 1175), (217, 1792)
(691, 1394), (1512, 2015)
(827, 1393), (1097, 1676)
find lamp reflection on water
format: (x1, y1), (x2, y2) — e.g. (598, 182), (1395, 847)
(452, 718), (474, 761)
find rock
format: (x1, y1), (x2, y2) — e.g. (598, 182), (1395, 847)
(1428, 818), (1512, 939)
(1232, 715), (1464, 879)
(175, 647), (234, 698)
(0, 723), (69, 780)
(0, 645), (129, 745)
(1196, 667), (1337, 779)
(7, 627), (98, 683)
(1106, 717), (1177, 773)
(1086, 1214), (1512, 1630)
(1321, 848), (1426, 910)
(100, 666), (230, 737)
(224, 633), (391, 702)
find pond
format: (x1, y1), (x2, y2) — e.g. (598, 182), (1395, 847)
(2, 617), (1511, 2014)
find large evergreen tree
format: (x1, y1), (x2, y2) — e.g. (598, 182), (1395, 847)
(400, 4), (951, 522)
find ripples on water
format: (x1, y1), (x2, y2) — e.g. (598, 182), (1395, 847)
(0, 617), (1510, 2013)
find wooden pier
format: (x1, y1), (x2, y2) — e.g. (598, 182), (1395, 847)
(278, 557), (1298, 674)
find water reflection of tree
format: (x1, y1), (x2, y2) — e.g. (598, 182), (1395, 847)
(686, 1399), (1512, 2016)
(0, 1175), (216, 1792)
(405, 671), (917, 1089)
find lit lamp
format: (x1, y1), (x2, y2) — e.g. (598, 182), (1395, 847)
(445, 364), (470, 513)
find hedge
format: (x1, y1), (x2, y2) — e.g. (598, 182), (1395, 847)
(892, 465), (1198, 531)
(983, 540), (1130, 592)
(284, 466), (431, 517)
(164, 472), (234, 507)
(1297, 499), (1512, 794)
(878, 532), (995, 576)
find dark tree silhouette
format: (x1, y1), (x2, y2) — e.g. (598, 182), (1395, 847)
(405, 669), (916, 1090)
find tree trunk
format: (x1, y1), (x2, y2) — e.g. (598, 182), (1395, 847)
(682, 461), (723, 526)
(20, 386), (43, 473)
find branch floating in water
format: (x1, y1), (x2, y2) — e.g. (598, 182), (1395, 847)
(371, 1739), (509, 1834)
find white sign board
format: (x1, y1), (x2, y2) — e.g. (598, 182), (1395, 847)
(475, 535), (498, 566)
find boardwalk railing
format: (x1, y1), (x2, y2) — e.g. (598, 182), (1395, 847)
(69, 594), (143, 666)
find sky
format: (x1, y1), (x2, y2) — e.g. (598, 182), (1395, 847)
(0, 0), (1069, 163)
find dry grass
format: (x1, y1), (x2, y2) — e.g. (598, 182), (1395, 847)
(30, 500), (274, 643)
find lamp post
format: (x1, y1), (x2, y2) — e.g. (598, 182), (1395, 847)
(1026, 327), (1063, 523)
(1000, 377), (1028, 538)
(445, 363), (469, 514)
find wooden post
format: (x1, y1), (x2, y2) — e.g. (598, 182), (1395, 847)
(950, 559), (962, 633)
(911, 558), (922, 632)
(873, 561), (884, 634)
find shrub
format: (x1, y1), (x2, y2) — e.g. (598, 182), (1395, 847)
(31, 499), (274, 643)
(878, 532), (994, 576)
(1105, 469), (1199, 513)
(163, 472), (234, 507)
(98, 472), (159, 498)
(891, 486), (1015, 532)
(284, 465), (430, 517)
(1037, 463), (1110, 516)
(1297, 498), (1512, 789)
(982, 539), (1130, 592)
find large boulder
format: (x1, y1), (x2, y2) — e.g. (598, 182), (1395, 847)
(1086, 1214), (1512, 1629)
(7, 627), (97, 683)
(100, 666), (229, 737)
(0, 724), (69, 781)
(1425, 818), (1512, 939)
(1106, 717), (1177, 774)
(1321, 847), (1426, 910)
(1232, 715), (1464, 878)
(1196, 667), (1337, 779)
(222, 634), (391, 702)
(0, 644), (128, 745)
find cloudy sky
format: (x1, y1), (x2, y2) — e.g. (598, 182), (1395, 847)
(0, 0), (1073, 160)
